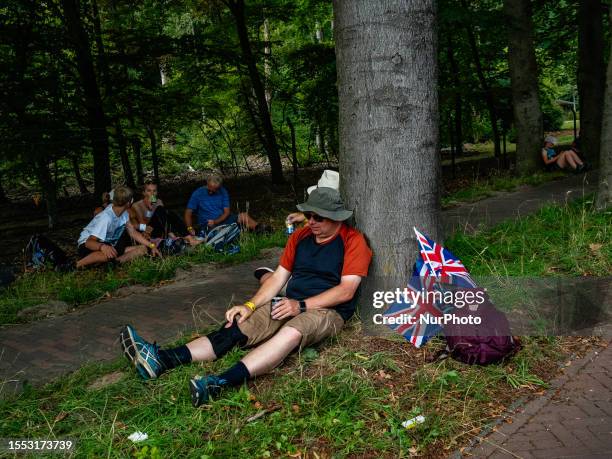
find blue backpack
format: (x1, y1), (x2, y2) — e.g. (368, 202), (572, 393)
(205, 223), (241, 253)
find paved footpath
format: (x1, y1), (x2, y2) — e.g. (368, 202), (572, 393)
(460, 340), (612, 458)
(0, 254), (279, 397)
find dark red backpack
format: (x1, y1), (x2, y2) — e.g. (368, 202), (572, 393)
(443, 301), (520, 365)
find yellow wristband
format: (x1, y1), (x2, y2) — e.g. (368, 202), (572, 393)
(244, 301), (256, 311)
(149, 243), (155, 249)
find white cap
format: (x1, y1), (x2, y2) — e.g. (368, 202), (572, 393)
(307, 170), (340, 195)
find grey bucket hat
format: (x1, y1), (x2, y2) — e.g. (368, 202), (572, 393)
(297, 187), (353, 221)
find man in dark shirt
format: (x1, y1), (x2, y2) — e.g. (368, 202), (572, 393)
(120, 187), (372, 407)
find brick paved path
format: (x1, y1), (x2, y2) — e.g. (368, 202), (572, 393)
(460, 341), (612, 458)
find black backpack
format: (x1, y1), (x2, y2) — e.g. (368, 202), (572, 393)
(24, 234), (70, 271)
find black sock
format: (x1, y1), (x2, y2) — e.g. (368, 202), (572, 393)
(217, 361), (251, 387)
(207, 319), (248, 359)
(158, 345), (192, 371)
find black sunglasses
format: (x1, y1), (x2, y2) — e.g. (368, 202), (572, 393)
(303, 212), (326, 222)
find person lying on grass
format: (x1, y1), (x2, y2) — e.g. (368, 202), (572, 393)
(130, 180), (201, 246)
(541, 135), (585, 172)
(76, 186), (161, 269)
(120, 187), (372, 407)
(184, 173), (271, 237)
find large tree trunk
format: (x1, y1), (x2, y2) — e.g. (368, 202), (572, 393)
(578, 0), (605, 164)
(334, 0), (440, 332)
(229, 0), (284, 184)
(505, 0), (543, 174)
(596, 7), (612, 209)
(61, 0), (111, 197)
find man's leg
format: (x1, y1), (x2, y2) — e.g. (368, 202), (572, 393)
(116, 245), (147, 263)
(237, 212), (258, 230)
(76, 251), (109, 268)
(120, 318), (250, 379)
(241, 326), (302, 377)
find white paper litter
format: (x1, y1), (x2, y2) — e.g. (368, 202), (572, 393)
(128, 431), (148, 442)
(402, 415), (425, 429)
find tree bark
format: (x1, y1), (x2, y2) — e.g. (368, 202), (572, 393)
(578, 0), (605, 164)
(147, 126), (160, 185)
(462, 0), (501, 158)
(596, 6), (612, 209)
(0, 174), (8, 203)
(117, 129), (136, 188)
(446, 35), (463, 157)
(132, 137), (144, 186)
(61, 0), (111, 196)
(505, 0), (543, 174)
(229, 0), (284, 184)
(71, 155), (89, 194)
(35, 159), (58, 229)
(287, 117), (299, 190)
(334, 0), (440, 332)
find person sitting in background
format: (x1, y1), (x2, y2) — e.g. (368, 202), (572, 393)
(541, 135), (584, 172)
(93, 190), (113, 216)
(130, 181), (200, 246)
(254, 169), (340, 284)
(184, 173), (270, 237)
(76, 186), (160, 268)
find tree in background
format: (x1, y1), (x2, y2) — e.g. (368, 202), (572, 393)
(577, 0), (605, 164)
(505, 0), (543, 174)
(596, 6), (612, 210)
(334, 0), (440, 329)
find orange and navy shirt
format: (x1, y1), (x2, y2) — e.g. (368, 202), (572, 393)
(279, 223), (372, 321)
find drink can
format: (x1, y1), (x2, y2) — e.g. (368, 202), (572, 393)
(286, 222), (294, 235)
(270, 296), (283, 318)
(151, 194), (157, 204)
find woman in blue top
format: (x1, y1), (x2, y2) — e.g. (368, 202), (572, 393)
(541, 136), (584, 172)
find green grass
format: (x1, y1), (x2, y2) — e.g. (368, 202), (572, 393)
(446, 197), (611, 277)
(0, 200), (608, 456)
(442, 170), (566, 208)
(0, 324), (566, 458)
(0, 230), (287, 325)
(561, 119), (580, 130)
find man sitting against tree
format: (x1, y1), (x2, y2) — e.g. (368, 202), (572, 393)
(130, 180), (200, 246)
(76, 186), (160, 268)
(119, 187), (372, 407)
(184, 173), (270, 236)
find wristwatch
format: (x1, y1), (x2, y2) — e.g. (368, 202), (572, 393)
(299, 300), (307, 314)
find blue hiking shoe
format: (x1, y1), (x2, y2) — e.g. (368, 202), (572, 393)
(119, 325), (163, 380)
(189, 375), (224, 407)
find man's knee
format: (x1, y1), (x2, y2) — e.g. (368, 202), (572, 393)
(207, 320), (248, 359)
(279, 326), (303, 347)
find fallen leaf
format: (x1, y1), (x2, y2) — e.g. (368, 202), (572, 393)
(292, 404), (300, 413)
(589, 243), (603, 254)
(54, 411), (68, 422)
(248, 393), (257, 402)
(254, 401), (263, 409)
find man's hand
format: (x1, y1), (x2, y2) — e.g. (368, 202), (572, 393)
(225, 304), (253, 327)
(271, 298), (300, 320)
(207, 219), (216, 228)
(100, 244), (117, 259)
(286, 212), (305, 224)
(149, 246), (161, 258)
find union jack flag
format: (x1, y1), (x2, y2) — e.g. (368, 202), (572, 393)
(413, 227), (477, 288)
(382, 229), (476, 347)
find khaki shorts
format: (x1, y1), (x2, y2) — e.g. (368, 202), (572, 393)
(238, 301), (344, 349)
